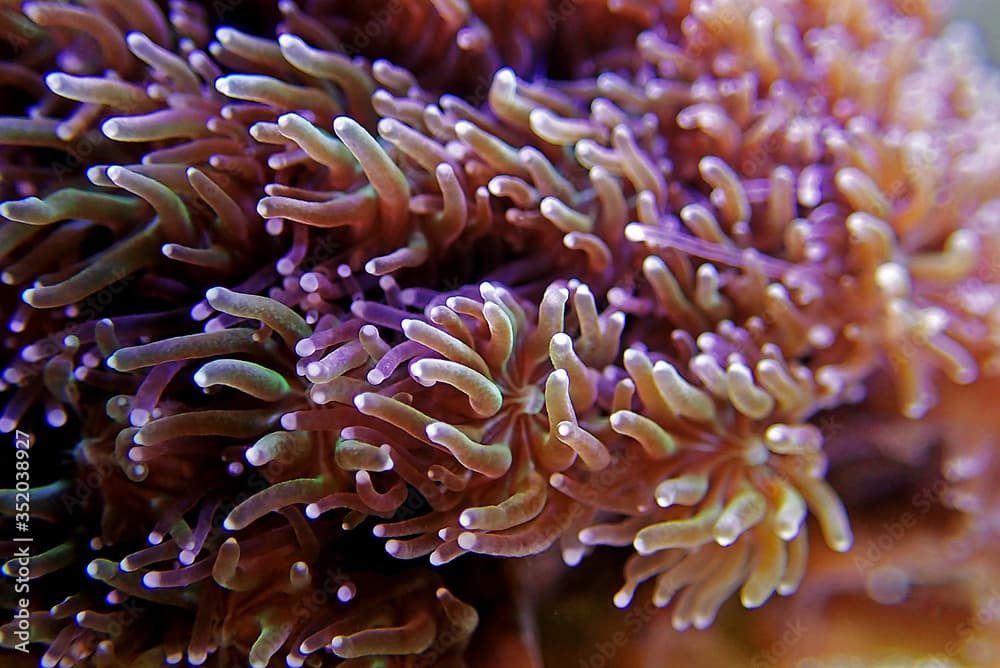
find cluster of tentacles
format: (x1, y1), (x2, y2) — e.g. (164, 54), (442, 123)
(2, 0), (1000, 666)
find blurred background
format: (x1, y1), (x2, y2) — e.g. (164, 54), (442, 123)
(955, 0), (1000, 61)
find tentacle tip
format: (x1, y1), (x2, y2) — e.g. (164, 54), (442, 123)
(214, 75), (236, 96)
(956, 368), (978, 385)
(277, 32), (299, 49)
(19, 1), (43, 16)
(832, 534), (853, 552)
(632, 537), (652, 555)
(43, 71), (67, 92)
(562, 548), (585, 567)
(353, 393), (373, 411)
(714, 534), (736, 547)
(626, 224), (648, 243)
(337, 584), (355, 602)
(295, 338), (316, 357)
(376, 117), (397, 135)
(457, 532), (478, 551)
(692, 614), (715, 631)
(332, 116), (356, 136)
(204, 286), (225, 303)
(276, 111), (300, 128)
(245, 446), (265, 466)
(103, 119), (127, 140)
(494, 67), (515, 84)
(436, 162), (455, 179)
(85, 166), (110, 186)
(425, 421), (446, 439)
(214, 26), (239, 43)
(550, 331), (572, 348)
(124, 31), (148, 48)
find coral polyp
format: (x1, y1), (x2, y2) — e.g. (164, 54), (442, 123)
(2, 0), (1000, 666)
(569, 341), (851, 626)
(340, 280), (624, 562)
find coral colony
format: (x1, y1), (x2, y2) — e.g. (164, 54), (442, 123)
(1, 0), (1000, 666)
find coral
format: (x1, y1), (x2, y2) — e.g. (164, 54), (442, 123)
(1, 0), (999, 666)
(564, 336), (851, 628)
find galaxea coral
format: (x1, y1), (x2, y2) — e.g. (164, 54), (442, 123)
(2, 0), (1000, 666)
